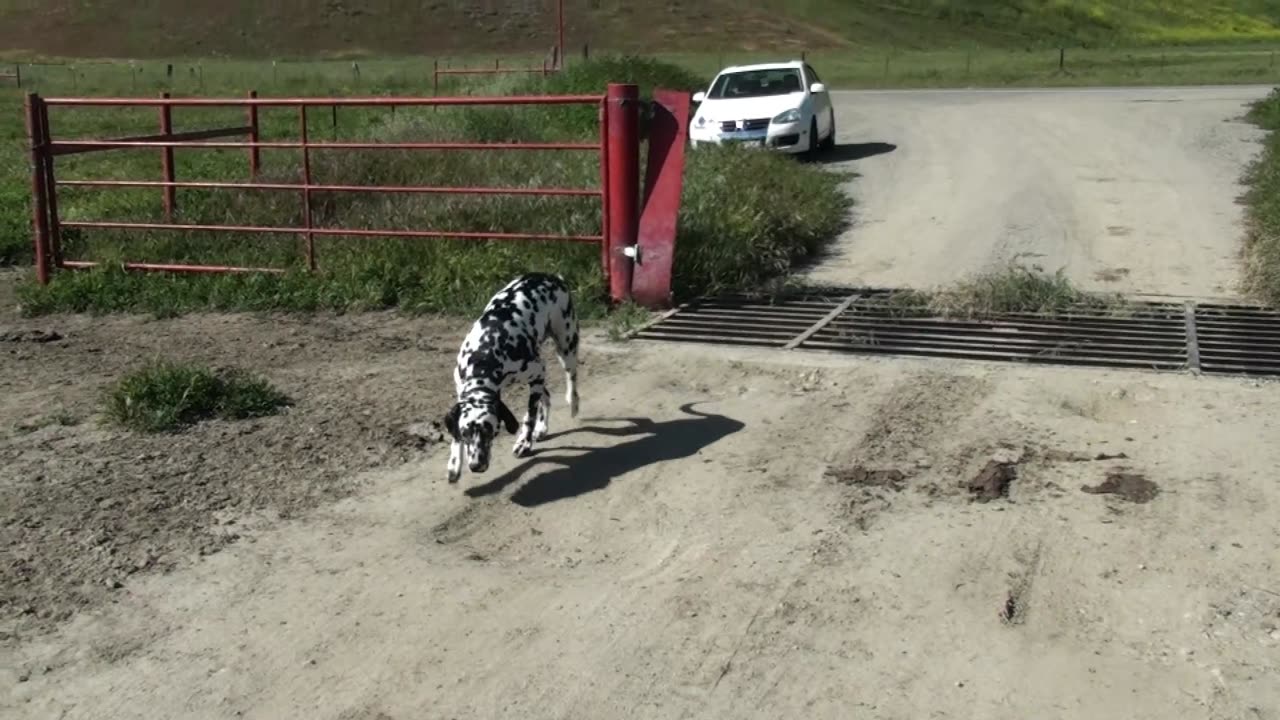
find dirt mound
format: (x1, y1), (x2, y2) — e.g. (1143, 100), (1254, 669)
(967, 459), (1017, 502)
(826, 466), (907, 491)
(1082, 471), (1160, 504)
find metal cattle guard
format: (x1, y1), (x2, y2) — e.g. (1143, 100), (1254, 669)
(24, 85), (647, 302)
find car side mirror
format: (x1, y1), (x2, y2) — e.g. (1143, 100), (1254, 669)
(692, 91), (706, 103)
(810, 82), (827, 94)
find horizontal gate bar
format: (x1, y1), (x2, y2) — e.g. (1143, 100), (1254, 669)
(60, 220), (603, 243)
(57, 179), (602, 197)
(43, 94), (605, 107)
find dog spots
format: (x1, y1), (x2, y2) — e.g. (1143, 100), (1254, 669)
(447, 273), (581, 483)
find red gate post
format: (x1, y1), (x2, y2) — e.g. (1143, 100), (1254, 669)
(37, 97), (63, 268)
(159, 92), (176, 220)
(605, 83), (639, 304)
(23, 93), (51, 285)
(298, 106), (316, 271)
(631, 88), (692, 308)
(246, 90), (260, 179)
(557, 0), (565, 69)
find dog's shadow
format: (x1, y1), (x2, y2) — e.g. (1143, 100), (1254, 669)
(465, 402), (744, 507)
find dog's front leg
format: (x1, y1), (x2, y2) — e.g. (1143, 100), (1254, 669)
(447, 440), (465, 483)
(514, 365), (547, 458)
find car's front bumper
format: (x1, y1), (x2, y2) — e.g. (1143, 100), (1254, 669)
(688, 121), (808, 154)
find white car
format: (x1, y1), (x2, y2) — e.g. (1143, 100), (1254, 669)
(689, 60), (835, 155)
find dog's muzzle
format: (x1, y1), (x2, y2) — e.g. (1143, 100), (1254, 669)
(467, 444), (491, 473)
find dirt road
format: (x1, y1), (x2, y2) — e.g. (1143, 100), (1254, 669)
(806, 85), (1271, 299)
(3, 278), (1279, 719)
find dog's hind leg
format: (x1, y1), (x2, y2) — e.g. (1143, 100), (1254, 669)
(514, 362), (547, 457)
(553, 300), (581, 418)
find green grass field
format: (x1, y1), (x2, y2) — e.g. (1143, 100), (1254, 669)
(9, 43), (1280, 99)
(5, 58), (850, 318)
(5, 2), (1280, 316)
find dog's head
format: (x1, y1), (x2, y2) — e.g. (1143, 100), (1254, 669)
(444, 390), (518, 473)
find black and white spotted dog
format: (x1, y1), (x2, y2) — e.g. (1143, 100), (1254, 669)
(444, 273), (580, 483)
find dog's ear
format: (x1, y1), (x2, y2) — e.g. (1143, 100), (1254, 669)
(495, 400), (519, 435)
(444, 403), (462, 441)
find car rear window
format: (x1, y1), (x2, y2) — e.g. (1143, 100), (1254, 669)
(708, 69), (804, 99)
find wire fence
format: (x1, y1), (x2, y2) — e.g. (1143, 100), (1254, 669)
(9, 48), (564, 96)
(7, 45), (1280, 96)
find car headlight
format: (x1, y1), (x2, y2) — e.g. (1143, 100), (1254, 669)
(772, 109), (801, 125)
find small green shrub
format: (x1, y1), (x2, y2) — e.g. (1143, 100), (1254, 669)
(675, 144), (852, 297)
(896, 264), (1123, 317)
(104, 361), (290, 433)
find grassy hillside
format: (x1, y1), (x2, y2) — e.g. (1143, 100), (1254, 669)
(3, 1), (1280, 59)
(771, 1), (1280, 48)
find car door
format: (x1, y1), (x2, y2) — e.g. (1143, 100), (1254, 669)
(805, 63), (833, 138)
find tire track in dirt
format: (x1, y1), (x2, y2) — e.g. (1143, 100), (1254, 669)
(821, 370), (995, 534)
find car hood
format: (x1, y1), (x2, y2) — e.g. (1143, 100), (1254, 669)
(694, 93), (804, 122)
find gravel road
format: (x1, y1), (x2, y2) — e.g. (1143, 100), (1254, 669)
(806, 85), (1271, 299)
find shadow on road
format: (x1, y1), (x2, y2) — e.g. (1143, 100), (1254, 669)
(810, 141), (897, 164)
(464, 403), (744, 507)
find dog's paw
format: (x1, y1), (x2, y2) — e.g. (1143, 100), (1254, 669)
(568, 394), (580, 418)
(446, 469), (461, 484)
(533, 421), (549, 441)
(513, 438), (533, 458)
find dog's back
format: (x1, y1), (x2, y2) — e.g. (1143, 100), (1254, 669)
(455, 273), (577, 393)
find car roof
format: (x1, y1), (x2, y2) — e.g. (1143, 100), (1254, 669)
(716, 60), (806, 74)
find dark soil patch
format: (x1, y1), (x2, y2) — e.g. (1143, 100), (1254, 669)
(0, 303), (463, 639)
(1, 329), (62, 343)
(826, 465), (908, 491)
(967, 460), (1017, 502)
(1041, 449), (1129, 463)
(1081, 470), (1160, 503)
(1001, 593), (1020, 623)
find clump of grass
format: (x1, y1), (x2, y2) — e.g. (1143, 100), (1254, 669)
(605, 301), (655, 340)
(1243, 88), (1280, 306)
(104, 361), (290, 433)
(899, 264), (1122, 317)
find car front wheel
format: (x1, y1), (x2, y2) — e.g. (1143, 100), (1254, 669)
(820, 112), (836, 151)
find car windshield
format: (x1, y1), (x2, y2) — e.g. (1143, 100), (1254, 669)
(707, 68), (803, 99)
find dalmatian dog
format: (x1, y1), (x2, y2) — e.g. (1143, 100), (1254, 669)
(444, 273), (580, 483)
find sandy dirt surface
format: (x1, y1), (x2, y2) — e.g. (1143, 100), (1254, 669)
(3, 265), (1279, 719)
(806, 85), (1271, 299)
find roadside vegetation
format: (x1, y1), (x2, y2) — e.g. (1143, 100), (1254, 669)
(1243, 88), (1280, 305)
(6, 57), (851, 318)
(888, 264), (1126, 317)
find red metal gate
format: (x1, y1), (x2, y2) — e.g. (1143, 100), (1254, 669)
(23, 84), (664, 303)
